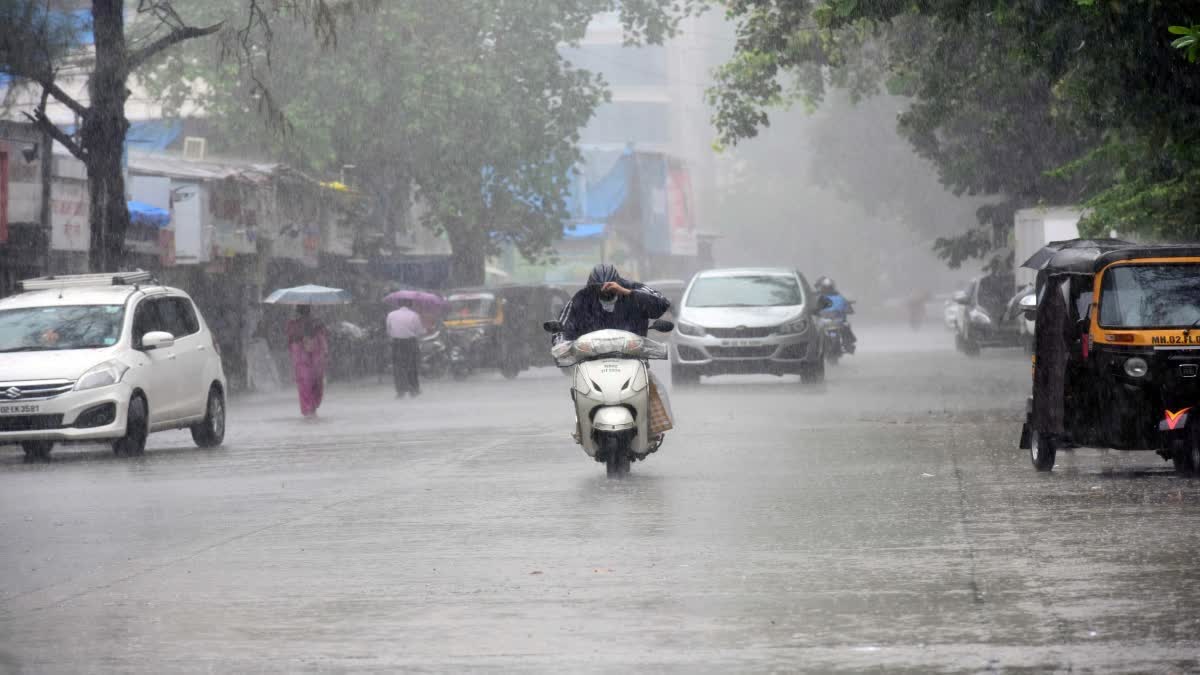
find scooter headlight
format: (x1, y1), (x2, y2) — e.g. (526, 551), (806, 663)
(1124, 357), (1149, 378)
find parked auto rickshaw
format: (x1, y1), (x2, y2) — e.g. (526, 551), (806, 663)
(1020, 239), (1200, 473)
(443, 284), (571, 379)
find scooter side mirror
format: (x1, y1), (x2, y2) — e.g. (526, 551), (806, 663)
(818, 296), (833, 310)
(543, 320), (563, 333)
(650, 319), (675, 333)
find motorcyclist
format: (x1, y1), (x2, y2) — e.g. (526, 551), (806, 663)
(554, 264), (671, 344)
(816, 276), (857, 350)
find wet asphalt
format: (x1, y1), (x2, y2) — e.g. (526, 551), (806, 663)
(3, 324), (1200, 673)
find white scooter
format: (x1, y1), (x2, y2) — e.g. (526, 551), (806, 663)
(542, 320), (674, 477)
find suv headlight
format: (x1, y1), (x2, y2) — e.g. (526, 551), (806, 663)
(779, 316), (809, 335)
(75, 360), (130, 391)
(676, 321), (706, 337)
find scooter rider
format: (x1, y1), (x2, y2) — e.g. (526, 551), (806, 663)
(816, 276), (858, 349)
(554, 264), (671, 344)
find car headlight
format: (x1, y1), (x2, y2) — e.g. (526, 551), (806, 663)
(75, 360), (130, 391)
(779, 316), (809, 335)
(676, 321), (706, 337)
(1124, 357), (1149, 378)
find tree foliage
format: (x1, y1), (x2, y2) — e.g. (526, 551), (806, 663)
(710, 0), (1200, 265)
(147, 0), (692, 285)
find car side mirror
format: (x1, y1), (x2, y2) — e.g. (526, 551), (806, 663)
(650, 319), (675, 333)
(141, 331), (175, 351)
(1019, 294), (1037, 321)
(953, 290), (970, 305)
(542, 320), (563, 333)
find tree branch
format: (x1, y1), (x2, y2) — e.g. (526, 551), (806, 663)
(23, 89), (84, 160)
(35, 77), (89, 120)
(127, 22), (224, 71)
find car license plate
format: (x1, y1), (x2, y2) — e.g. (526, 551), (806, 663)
(0, 404), (40, 415)
(721, 340), (758, 347)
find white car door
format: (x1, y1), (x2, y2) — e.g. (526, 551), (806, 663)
(128, 297), (182, 425)
(158, 295), (210, 419)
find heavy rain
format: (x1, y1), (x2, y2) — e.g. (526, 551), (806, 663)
(1, 0), (1200, 672)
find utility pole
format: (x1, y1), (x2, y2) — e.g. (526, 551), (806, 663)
(39, 129), (52, 275)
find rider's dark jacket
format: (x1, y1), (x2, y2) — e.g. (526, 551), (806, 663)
(554, 272), (670, 344)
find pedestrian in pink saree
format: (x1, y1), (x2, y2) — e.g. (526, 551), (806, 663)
(286, 306), (329, 418)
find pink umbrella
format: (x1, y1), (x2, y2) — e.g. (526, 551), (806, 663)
(383, 289), (448, 315)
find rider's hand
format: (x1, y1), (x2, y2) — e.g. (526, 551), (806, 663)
(601, 281), (632, 297)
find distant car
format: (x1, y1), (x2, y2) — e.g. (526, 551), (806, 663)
(671, 268), (826, 384)
(952, 274), (1030, 355)
(0, 272), (227, 461)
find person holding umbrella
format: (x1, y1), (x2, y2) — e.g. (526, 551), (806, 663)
(286, 306), (329, 418)
(386, 298), (425, 398)
(265, 284), (350, 418)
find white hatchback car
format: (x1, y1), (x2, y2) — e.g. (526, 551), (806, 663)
(0, 272), (227, 461)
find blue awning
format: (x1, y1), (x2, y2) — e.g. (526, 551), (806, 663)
(563, 223), (606, 240)
(128, 201), (170, 229)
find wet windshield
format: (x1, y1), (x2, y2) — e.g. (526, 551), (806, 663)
(0, 305), (125, 352)
(1099, 264), (1200, 328)
(686, 275), (803, 308)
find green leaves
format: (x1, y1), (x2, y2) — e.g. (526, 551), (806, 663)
(1169, 25), (1200, 62)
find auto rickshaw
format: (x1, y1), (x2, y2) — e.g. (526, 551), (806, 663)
(1020, 239), (1200, 473)
(443, 284), (571, 379)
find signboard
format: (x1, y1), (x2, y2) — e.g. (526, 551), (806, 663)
(172, 183), (208, 264)
(50, 178), (89, 251)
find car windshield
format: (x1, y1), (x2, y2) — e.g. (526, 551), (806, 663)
(1099, 264), (1200, 328)
(0, 304), (125, 352)
(686, 275), (803, 308)
(448, 295), (496, 319)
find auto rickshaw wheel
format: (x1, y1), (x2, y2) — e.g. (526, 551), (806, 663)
(1030, 431), (1057, 472)
(1172, 430), (1200, 476)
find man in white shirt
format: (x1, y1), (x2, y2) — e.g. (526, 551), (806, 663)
(386, 299), (425, 397)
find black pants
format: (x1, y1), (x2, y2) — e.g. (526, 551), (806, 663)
(391, 338), (420, 395)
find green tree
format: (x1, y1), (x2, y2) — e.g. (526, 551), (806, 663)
(0, 0), (354, 272)
(147, 1), (691, 285)
(709, 0), (1200, 262)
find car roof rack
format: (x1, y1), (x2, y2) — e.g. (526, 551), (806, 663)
(17, 270), (157, 292)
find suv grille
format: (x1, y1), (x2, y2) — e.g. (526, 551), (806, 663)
(707, 326), (775, 339)
(0, 381), (75, 401)
(0, 414), (64, 432)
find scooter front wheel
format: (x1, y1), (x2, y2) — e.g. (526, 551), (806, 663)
(601, 436), (631, 478)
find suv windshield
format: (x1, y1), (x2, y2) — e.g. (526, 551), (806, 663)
(0, 305), (125, 352)
(1099, 264), (1200, 328)
(686, 275), (803, 308)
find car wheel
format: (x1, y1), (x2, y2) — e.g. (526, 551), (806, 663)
(191, 387), (226, 448)
(800, 359), (825, 385)
(113, 395), (148, 457)
(671, 363), (699, 385)
(1030, 431), (1056, 472)
(21, 441), (53, 462)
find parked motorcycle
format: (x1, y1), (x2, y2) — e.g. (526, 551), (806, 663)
(542, 320), (674, 478)
(419, 330), (448, 380)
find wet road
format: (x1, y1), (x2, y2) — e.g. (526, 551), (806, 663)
(3, 325), (1200, 673)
